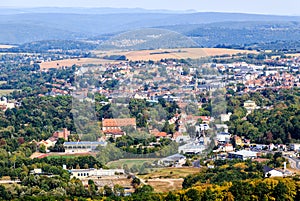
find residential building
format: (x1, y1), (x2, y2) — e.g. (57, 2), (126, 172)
(263, 166), (283, 178)
(290, 143), (300, 151)
(220, 143), (234, 152)
(30, 168), (42, 174)
(220, 113), (232, 122)
(0, 97), (16, 111)
(153, 131), (168, 139)
(216, 132), (231, 144)
(244, 100), (257, 114)
(38, 139), (56, 150)
(53, 128), (70, 141)
(103, 129), (125, 139)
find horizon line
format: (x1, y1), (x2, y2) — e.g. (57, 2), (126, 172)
(0, 6), (299, 17)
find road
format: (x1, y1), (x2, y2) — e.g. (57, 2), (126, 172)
(284, 156), (300, 169)
(0, 180), (21, 184)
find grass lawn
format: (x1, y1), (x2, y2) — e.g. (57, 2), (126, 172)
(107, 158), (157, 169)
(46, 153), (92, 159)
(46, 155), (78, 159)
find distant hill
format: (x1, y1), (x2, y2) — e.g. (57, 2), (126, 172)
(0, 23), (85, 44)
(99, 28), (198, 50)
(1, 8), (300, 46)
(158, 21), (300, 47)
(0, 7), (197, 15)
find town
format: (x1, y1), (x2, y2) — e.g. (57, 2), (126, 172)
(1, 45), (300, 199)
(1, 3), (300, 200)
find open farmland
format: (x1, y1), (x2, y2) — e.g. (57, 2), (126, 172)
(94, 48), (258, 61)
(0, 45), (17, 49)
(286, 53), (300, 57)
(39, 58), (119, 69)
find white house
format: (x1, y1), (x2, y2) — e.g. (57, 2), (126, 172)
(290, 144), (300, 151)
(263, 166), (283, 178)
(220, 143), (234, 152)
(216, 132), (231, 144)
(220, 113), (232, 122)
(244, 100), (257, 114)
(196, 124), (210, 132)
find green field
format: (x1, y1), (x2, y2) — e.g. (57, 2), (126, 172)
(46, 155), (77, 159)
(46, 153), (91, 159)
(107, 158), (157, 169)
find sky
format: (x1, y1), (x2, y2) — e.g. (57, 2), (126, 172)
(1, 0), (300, 16)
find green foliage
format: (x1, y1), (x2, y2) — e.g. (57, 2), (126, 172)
(228, 88), (300, 143)
(182, 160), (263, 188)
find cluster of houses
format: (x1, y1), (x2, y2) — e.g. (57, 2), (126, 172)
(39, 128), (71, 150)
(32, 56), (300, 178)
(216, 60), (300, 94)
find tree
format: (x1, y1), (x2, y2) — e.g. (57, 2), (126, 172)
(183, 159), (192, 167)
(134, 185), (154, 194)
(84, 163), (89, 169)
(131, 177), (141, 189)
(202, 187), (216, 201)
(39, 144), (46, 153)
(0, 185), (9, 200)
(185, 188), (201, 201)
(273, 181), (288, 201)
(88, 179), (98, 196)
(104, 185), (114, 197)
(114, 184), (125, 196)
(229, 181), (253, 201)
(165, 192), (178, 201)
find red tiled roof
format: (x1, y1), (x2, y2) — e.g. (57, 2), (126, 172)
(172, 132), (182, 139)
(154, 132), (167, 137)
(103, 129), (124, 135)
(103, 118), (136, 127)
